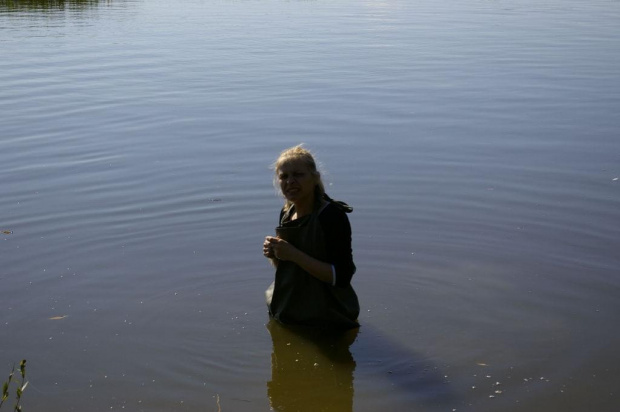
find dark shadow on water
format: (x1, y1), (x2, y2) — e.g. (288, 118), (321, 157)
(1, 0), (101, 11)
(352, 324), (459, 410)
(266, 320), (458, 411)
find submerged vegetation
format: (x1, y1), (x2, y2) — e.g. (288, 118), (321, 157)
(1, 360), (27, 411)
(1, 0), (100, 11)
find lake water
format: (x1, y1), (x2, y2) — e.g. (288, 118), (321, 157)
(1, 0), (619, 411)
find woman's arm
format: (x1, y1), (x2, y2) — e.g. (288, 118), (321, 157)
(319, 206), (356, 287)
(266, 236), (334, 284)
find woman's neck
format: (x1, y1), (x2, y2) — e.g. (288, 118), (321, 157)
(292, 199), (313, 218)
(292, 196), (326, 219)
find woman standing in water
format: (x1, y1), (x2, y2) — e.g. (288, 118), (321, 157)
(263, 145), (360, 329)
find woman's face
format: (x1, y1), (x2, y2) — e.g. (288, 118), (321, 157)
(277, 159), (317, 205)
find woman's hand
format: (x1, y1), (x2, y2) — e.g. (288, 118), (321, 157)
(264, 236), (335, 284)
(263, 236), (276, 259)
(265, 236), (298, 262)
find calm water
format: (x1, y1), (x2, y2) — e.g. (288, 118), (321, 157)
(1, 0), (619, 411)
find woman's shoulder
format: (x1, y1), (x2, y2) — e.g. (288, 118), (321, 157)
(319, 201), (351, 225)
(318, 202), (353, 246)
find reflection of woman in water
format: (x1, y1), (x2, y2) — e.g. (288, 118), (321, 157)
(263, 145), (360, 329)
(266, 320), (357, 412)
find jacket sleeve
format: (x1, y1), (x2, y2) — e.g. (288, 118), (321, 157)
(319, 205), (356, 288)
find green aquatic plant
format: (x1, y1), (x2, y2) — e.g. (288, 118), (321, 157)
(0, 360), (27, 411)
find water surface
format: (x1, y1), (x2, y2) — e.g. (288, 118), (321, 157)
(1, 0), (619, 411)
